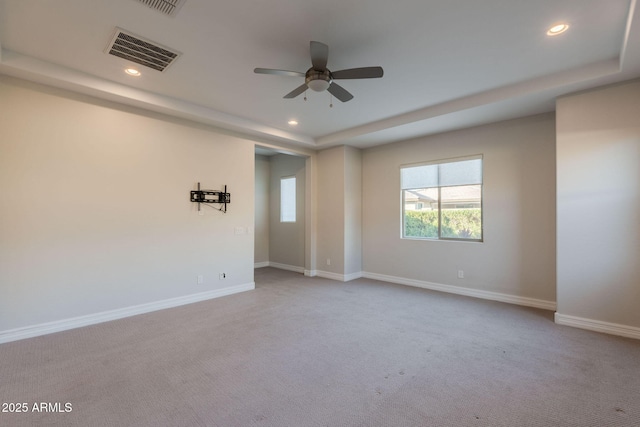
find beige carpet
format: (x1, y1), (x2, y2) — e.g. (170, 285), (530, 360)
(1, 267), (639, 426)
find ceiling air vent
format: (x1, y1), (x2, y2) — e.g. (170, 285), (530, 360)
(105, 28), (181, 72)
(134, 0), (186, 17)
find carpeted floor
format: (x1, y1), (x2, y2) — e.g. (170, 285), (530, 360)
(1, 267), (639, 426)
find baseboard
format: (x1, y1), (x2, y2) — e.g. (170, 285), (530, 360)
(363, 272), (557, 311)
(316, 270), (345, 281)
(0, 282), (255, 344)
(316, 270), (364, 282)
(555, 313), (640, 340)
(304, 270), (317, 277)
(254, 261), (269, 268)
(345, 271), (364, 281)
(268, 262), (305, 274)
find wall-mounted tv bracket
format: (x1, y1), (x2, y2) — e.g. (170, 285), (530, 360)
(190, 183), (230, 213)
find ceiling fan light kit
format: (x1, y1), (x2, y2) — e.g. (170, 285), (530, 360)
(306, 69), (332, 92)
(254, 41), (384, 103)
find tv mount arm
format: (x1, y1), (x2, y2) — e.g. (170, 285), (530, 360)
(190, 182), (230, 213)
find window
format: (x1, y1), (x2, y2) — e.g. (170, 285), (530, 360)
(280, 176), (296, 222)
(401, 156), (482, 241)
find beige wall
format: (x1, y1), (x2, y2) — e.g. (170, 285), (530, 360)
(362, 114), (557, 304)
(556, 80), (640, 330)
(316, 145), (363, 279)
(254, 154), (270, 265)
(317, 147), (346, 276)
(344, 146), (362, 277)
(268, 154), (306, 269)
(0, 76), (255, 332)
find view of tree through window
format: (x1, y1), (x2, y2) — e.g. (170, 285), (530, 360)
(401, 156), (482, 241)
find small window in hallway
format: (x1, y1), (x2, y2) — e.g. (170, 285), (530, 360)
(280, 176), (296, 222)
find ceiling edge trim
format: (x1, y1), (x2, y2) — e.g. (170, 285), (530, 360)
(0, 49), (316, 147)
(619, 0), (638, 69)
(315, 58), (620, 147)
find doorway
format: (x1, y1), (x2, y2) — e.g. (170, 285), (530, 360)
(255, 147), (307, 273)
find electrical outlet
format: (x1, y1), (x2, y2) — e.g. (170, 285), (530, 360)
(219, 273), (226, 280)
(457, 270), (464, 279)
(197, 275), (204, 284)
(327, 258), (331, 266)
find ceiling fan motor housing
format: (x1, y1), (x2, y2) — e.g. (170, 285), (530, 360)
(305, 68), (332, 92)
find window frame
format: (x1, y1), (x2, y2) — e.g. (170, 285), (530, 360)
(400, 155), (483, 242)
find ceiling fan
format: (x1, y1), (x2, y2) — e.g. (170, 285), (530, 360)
(254, 41), (383, 102)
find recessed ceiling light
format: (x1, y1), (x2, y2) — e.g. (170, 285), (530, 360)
(288, 120), (298, 126)
(547, 23), (569, 36)
(125, 68), (141, 76)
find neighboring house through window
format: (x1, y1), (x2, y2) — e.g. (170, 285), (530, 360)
(401, 155), (483, 241)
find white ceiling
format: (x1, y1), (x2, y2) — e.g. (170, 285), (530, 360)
(1, 0), (639, 150)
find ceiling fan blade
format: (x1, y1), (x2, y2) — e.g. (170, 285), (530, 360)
(310, 41), (329, 70)
(327, 82), (354, 102)
(332, 66), (384, 79)
(284, 83), (308, 99)
(254, 68), (305, 78)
